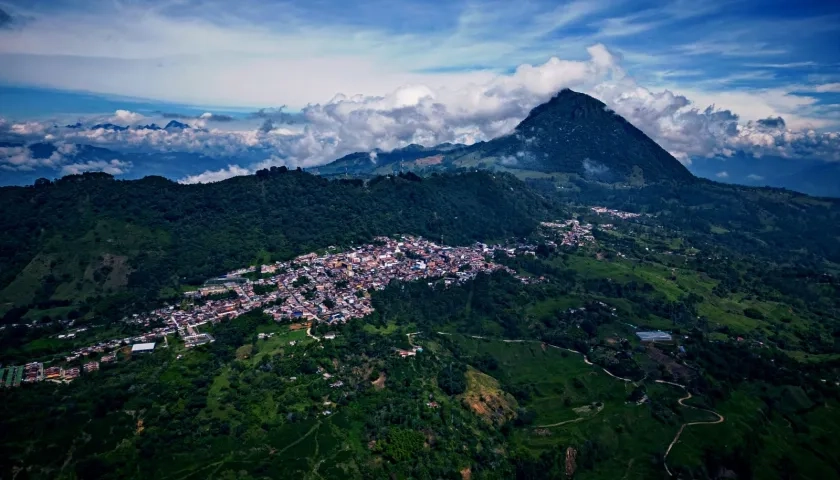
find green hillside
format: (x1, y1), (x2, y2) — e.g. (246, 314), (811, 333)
(2, 228), (838, 479)
(0, 169), (554, 327)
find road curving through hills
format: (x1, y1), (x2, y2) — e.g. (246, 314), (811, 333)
(656, 380), (725, 477)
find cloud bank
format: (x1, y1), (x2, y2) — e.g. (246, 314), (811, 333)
(61, 159), (132, 176)
(1, 44), (838, 182)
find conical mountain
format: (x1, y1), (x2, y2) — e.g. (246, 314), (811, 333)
(471, 89), (694, 183)
(315, 89), (695, 184)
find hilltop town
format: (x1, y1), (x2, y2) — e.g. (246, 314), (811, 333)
(3, 235), (533, 385)
(169, 235), (529, 347)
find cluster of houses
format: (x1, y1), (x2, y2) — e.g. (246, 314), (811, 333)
(1, 361), (81, 387)
(0, 362), (42, 387)
(141, 235), (526, 344)
(62, 327), (174, 364)
(4, 235), (536, 389)
(253, 236), (520, 325)
(590, 206), (644, 220)
(43, 365), (81, 382)
(2, 333), (162, 387)
(540, 220), (596, 247)
(396, 345), (424, 358)
(2, 347), (125, 387)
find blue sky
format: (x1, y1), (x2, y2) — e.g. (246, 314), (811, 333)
(0, 0), (839, 184)
(1, 0), (838, 114)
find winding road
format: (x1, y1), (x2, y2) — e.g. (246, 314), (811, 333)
(434, 331), (725, 476)
(656, 380), (725, 477)
(436, 332), (637, 382)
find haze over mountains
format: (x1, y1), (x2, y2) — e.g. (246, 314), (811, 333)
(2, 87), (838, 196)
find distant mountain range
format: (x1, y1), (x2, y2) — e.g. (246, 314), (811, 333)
(83, 120), (191, 131)
(0, 140), (236, 187)
(4, 89), (838, 197)
(313, 89), (839, 198)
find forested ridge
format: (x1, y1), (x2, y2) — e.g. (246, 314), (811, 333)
(527, 176), (840, 266)
(0, 168), (554, 324)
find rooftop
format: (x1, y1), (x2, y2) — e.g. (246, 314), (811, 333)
(636, 331), (673, 342)
(131, 342), (156, 352)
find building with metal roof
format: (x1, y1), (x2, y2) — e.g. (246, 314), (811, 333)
(131, 342), (156, 353)
(636, 331), (673, 342)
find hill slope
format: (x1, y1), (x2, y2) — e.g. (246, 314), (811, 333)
(462, 89), (695, 183)
(0, 169), (554, 323)
(311, 143), (468, 177)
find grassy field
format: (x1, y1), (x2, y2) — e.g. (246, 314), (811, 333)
(251, 327), (312, 364)
(156, 414), (359, 480)
(444, 334), (759, 480)
(0, 219), (167, 310)
(362, 321), (403, 335)
(553, 253), (817, 346)
(449, 335), (633, 425)
(525, 296), (585, 320)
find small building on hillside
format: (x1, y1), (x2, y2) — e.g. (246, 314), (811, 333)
(184, 333), (214, 348)
(636, 331), (673, 342)
(131, 342), (156, 354)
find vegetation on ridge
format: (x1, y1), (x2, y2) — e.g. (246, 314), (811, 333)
(0, 169), (553, 331)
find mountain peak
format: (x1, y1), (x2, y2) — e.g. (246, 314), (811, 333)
(525, 88), (610, 122)
(90, 123), (128, 132)
(478, 89), (694, 184)
(314, 89), (694, 185)
(164, 120), (190, 130)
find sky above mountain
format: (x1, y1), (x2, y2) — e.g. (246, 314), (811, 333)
(0, 0), (839, 185)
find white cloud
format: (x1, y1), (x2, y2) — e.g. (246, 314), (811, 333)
(5, 43), (840, 181)
(0, 4), (505, 107)
(716, 171), (729, 178)
(60, 159), (132, 176)
(745, 62), (819, 69)
(0, 0), (744, 110)
(179, 164), (251, 184)
(814, 83), (840, 93)
(112, 109), (144, 123)
(676, 41), (787, 58)
(10, 121), (48, 136)
(0, 142), (77, 171)
(747, 174), (764, 181)
(0, 145), (35, 171)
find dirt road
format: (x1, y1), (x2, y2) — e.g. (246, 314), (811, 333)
(656, 380), (724, 477)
